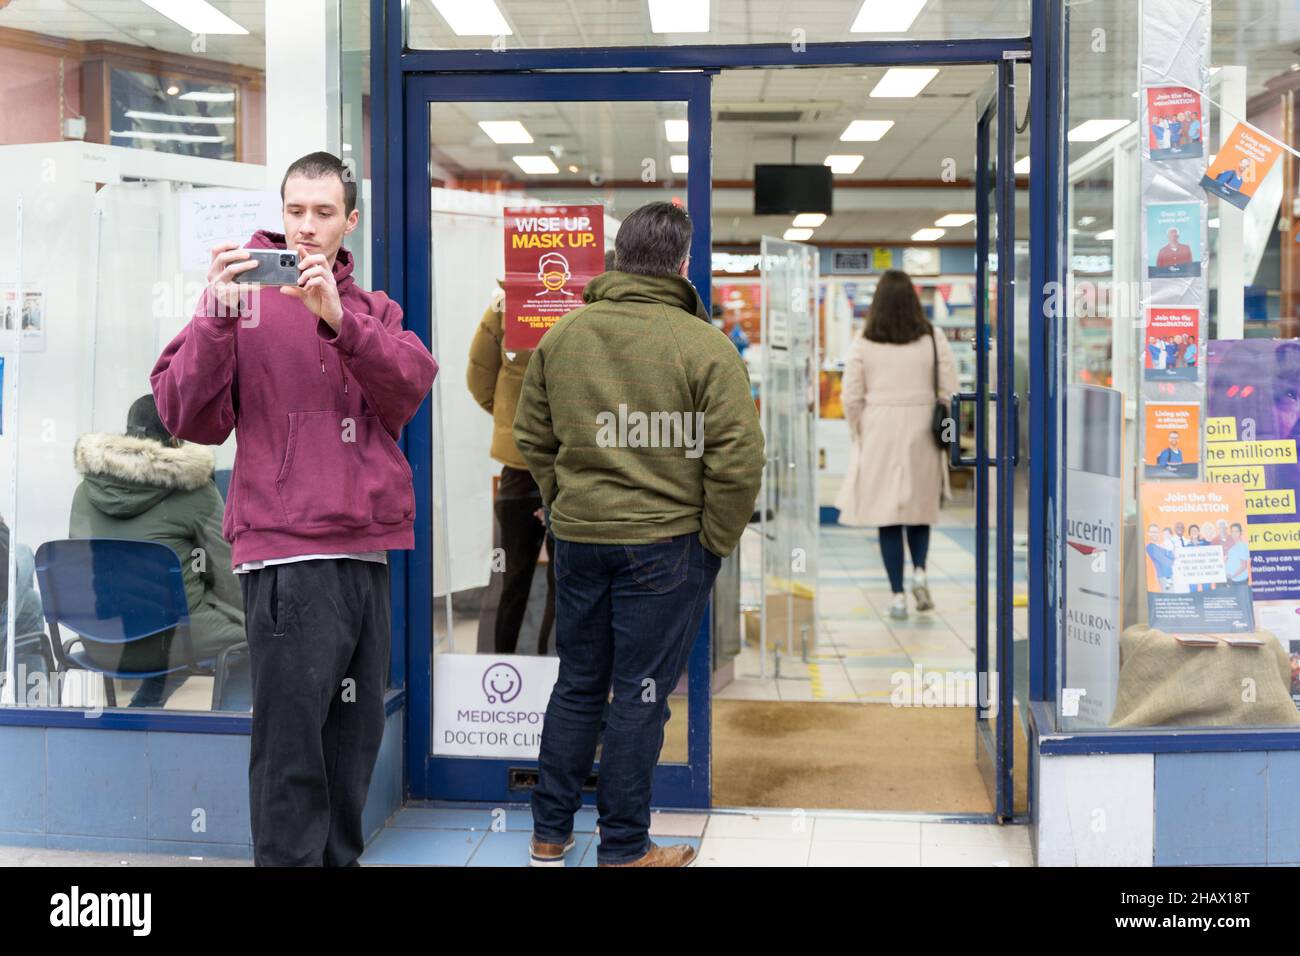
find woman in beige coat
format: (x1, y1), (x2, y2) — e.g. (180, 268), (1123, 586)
(835, 270), (959, 620)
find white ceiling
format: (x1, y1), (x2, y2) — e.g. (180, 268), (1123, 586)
(407, 0), (1032, 48)
(428, 64), (1025, 242)
(710, 64), (1005, 181)
(0, 0), (268, 68)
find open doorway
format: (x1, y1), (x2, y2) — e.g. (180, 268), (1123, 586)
(699, 63), (1032, 816)
(402, 57), (1035, 818)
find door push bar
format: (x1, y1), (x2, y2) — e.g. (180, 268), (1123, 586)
(947, 392), (1020, 468)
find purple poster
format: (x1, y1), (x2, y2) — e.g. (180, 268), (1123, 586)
(1206, 339), (1300, 601)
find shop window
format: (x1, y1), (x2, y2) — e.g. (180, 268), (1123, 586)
(0, 6), (371, 716)
(1060, 0), (1300, 732)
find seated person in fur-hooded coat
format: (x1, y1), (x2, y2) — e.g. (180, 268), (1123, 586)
(69, 394), (244, 707)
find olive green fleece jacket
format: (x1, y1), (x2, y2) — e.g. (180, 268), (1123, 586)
(512, 270), (764, 557)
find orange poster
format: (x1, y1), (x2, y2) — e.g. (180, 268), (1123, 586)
(1144, 402), (1200, 479)
(819, 369), (844, 419)
(1201, 123), (1283, 210)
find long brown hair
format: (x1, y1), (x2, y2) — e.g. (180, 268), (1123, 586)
(862, 269), (932, 344)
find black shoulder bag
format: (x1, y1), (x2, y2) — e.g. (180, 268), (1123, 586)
(929, 331), (949, 450)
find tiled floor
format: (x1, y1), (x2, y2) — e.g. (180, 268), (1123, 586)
(359, 805), (1034, 867)
(720, 507), (1029, 703)
(0, 807), (1033, 867)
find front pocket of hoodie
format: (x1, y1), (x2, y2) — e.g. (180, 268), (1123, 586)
(276, 411), (414, 528)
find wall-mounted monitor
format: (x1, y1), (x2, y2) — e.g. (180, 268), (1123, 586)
(753, 164), (833, 216)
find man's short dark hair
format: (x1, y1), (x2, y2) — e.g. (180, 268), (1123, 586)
(614, 201), (692, 277)
(281, 151), (357, 217)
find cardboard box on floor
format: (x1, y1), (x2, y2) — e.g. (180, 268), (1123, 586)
(743, 593), (816, 653)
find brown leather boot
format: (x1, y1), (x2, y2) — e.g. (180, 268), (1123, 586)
(598, 843), (697, 867)
(529, 834), (577, 867)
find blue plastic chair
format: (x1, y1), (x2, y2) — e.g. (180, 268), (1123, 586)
(34, 539), (246, 710)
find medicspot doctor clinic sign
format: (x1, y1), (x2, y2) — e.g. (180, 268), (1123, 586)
(503, 204), (604, 350)
(432, 654), (560, 757)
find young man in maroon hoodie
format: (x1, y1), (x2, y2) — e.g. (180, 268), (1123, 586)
(151, 152), (437, 866)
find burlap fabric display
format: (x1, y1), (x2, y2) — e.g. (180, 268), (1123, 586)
(1111, 624), (1300, 727)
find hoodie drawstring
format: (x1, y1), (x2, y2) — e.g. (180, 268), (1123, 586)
(318, 338), (348, 393)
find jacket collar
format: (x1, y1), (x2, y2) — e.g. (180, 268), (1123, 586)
(582, 270), (709, 322)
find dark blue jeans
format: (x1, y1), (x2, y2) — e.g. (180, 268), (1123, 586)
(878, 524), (930, 593)
(532, 531), (720, 864)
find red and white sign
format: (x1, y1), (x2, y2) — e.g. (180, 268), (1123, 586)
(502, 205), (604, 350)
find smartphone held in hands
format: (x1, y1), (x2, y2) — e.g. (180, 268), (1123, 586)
(240, 249), (301, 286)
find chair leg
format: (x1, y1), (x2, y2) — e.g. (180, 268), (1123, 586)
(103, 673), (117, 710)
(211, 661), (226, 711)
(212, 643), (248, 712)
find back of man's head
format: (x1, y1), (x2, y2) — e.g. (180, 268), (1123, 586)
(281, 151), (357, 217)
(126, 394), (176, 446)
(614, 202), (692, 277)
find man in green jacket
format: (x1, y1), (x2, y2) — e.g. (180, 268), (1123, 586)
(514, 201), (764, 867)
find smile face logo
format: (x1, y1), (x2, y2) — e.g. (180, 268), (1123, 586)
(482, 662), (523, 704)
(537, 252), (573, 295)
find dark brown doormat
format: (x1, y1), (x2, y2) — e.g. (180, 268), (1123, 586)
(661, 699), (1029, 813)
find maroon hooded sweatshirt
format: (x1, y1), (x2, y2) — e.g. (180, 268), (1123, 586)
(151, 230), (437, 568)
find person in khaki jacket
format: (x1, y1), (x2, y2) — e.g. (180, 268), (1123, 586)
(466, 283), (555, 654)
(514, 202), (764, 868)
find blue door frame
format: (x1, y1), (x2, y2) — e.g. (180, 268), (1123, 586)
(367, 0), (1066, 814)
(991, 59), (1020, 821)
(402, 71), (715, 808)
(975, 61), (1019, 819)
(955, 64), (1019, 819)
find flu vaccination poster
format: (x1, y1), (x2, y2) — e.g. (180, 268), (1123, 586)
(1143, 307), (1200, 383)
(1144, 86), (1204, 161)
(1140, 482), (1254, 634)
(502, 205), (604, 350)
(1207, 340), (1300, 601)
